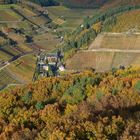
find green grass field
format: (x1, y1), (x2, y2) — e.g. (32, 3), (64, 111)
(6, 54), (37, 83)
(103, 9), (140, 32)
(0, 4), (17, 9)
(0, 50), (12, 62)
(0, 9), (21, 21)
(33, 32), (60, 51)
(48, 6), (98, 32)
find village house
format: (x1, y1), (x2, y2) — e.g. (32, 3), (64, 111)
(46, 53), (58, 65)
(37, 50), (65, 78)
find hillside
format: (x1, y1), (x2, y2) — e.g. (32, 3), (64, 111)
(0, 68), (140, 139)
(63, 0), (107, 8)
(64, 4), (140, 72)
(30, 0), (59, 6)
(0, 3), (61, 89)
(59, 0), (140, 9)
(29, 0), (107, 8)
(66, 32), (140, 71)
(103, 9), (140, 32)
(101, 0), (140, 11)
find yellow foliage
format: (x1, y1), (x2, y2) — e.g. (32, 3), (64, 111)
(92, 22), (102, 33)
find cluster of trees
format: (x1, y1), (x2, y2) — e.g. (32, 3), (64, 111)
(29, 0), (59, 6)
(64, 27), (96, 59)
(63, 0), (107, 8)
(0, 31), (17, 47)
(2, 0), (17, 4)
(28, 0), (107, 8)
(1, 0), (59, 6)
(0, 67), (140, 139)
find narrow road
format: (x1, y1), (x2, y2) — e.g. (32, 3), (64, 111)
(0, 52), (32, 71)
(82, 48), (140, 53)
(0, 42), (42, 71)
(0, 63), (10, 71)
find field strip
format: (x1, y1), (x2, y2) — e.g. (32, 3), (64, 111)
(101, 32), (140, 35)
(0, 63), (10, 71)
(0, 20), (21, 23)
(0, 53), (33, 71)
(82, 49), (140, 53)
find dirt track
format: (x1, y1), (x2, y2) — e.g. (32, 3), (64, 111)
(83, 49), (140, 53)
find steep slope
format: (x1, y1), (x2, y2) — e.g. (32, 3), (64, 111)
(4, 0), (140, 9)
(61, 0), (140, 9)
(103, 9), (140, 32)
(63, 0), (107, 8)
(30, 0), (59, 6)
(0, 68), (140, 139)
(101, 0), (140, 11)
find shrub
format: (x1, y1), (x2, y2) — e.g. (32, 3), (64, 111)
(134, 81), (140, 93)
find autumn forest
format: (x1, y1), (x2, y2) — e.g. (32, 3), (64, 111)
(0, 67), (140, 139)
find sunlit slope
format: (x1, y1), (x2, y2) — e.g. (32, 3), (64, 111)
(103, 10), (140, 32)
(101, 0), (140, 11)
(66, 33), (140, 71)
(89, 33), (140, 50)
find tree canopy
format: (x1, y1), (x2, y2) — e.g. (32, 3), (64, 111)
(0, 67), (140, 139)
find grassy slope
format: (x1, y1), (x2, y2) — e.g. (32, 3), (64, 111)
(101, 0), (140, 11)
(57, 0), (140, 9)
(47, 6), (98, 32)
(105, 10), (140, 32)
(66, 32), (140, 71)
(89, 33), (140, 50)
(65, 2), (140, 71)
(62, 0), (107, 8)
(6, 54), (36, 83)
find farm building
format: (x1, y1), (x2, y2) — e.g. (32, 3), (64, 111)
(46, 53), (58, 65)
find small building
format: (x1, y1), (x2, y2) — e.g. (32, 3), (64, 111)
(59, 65), (65, 72)
(81, 24), (84, 28)
(46, 53), (58, 65)
(43, 65), (49, 71)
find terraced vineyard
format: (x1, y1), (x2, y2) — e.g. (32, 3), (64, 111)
(0, 3), (61, 88)
(0, 69), (19, 90)
(66, 33), (140, 71)
(89, 33), (140, 50)
(103, 9), (140, 32)
(6, 54), (36, 82)
(66, 51), (140, 72)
